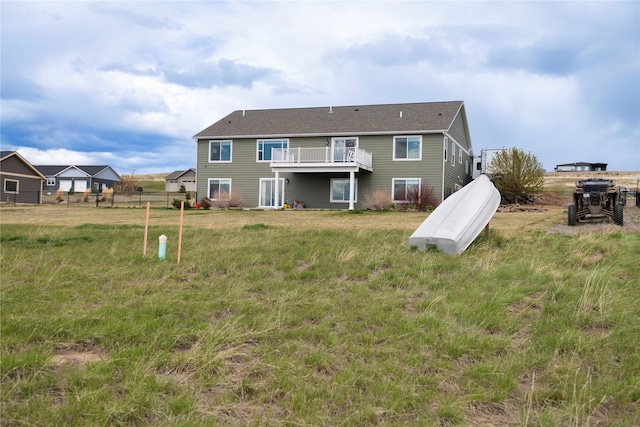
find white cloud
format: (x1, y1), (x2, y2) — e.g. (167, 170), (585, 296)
(2, 1), (638, 173)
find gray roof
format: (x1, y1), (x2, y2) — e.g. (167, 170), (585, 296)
(34, 165), (117, 178)
(194, 101), (465, 139)
(165, 168), (195, 180)
(1, 151), (16, 159)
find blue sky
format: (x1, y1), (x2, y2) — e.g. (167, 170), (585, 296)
(2, 1), (639, 175)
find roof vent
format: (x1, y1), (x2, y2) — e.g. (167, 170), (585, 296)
(329, 106), (333, 113)
(242, 110), (246, 117)
(399, 111), (403, 118)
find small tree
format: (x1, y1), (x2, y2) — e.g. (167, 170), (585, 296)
(117, 170), (139, 194)
(489, 147), (544, 204)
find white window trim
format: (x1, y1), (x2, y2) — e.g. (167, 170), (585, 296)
(207, 178), (231, 200)
(208, 140), (232, 163)
(451, 142), (456, 166)
(258, 177), (286, 208)
(46, 177), (56, 186)
(256, 139), (289, 163)
(4, 178), (19, 194)
(393, 135), (422, 161)
(330, 178), (358, 203)
(392, 178), (421, 202)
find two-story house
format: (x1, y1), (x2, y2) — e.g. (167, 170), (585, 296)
(193, 101), (474, 210)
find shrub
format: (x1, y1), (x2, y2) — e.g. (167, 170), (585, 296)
(400, 183), (439, 211)
(82, 189), (91, 202)
(56, 189), (64, 202)
(199, 197), (212, 209)
(362, 190), (392, 210)
(211, 191), (245, 209)
(101, 188), (113, 202)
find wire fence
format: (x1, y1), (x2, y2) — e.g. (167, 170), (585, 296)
(1, 190), (199, 209)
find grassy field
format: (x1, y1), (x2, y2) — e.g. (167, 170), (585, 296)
(1, 204), (639, 426)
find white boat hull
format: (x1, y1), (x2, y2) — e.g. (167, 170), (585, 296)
(408, 175), (501, 254)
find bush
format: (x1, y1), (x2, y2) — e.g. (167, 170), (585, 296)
(400, 183), (439, 211)
(211, 191), (245, 209)
(199, 197), (212, 209)
(362, 190), (392, 210)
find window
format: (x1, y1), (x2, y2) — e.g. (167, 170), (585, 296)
(259, 178), (285, 207)
(392, 178), (420, 202)
(459, 147), (463, 164)
(394, 136), (421, 160)
(46, 178), (56, 186)
(331, 178), (357, 203)
(465, 160), (470, 175)
(209, 140), (232, 162)
(257, 139), (288, 162)
(451, 142), (456, 166)
(208, 178), (231, 200)
(4, 179), (18, 193)
(443, 137), (448, 161)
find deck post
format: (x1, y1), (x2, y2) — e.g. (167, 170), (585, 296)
(274, 170), (280, 208)
(348, 171), (355, 211)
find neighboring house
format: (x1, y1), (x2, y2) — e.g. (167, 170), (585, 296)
(0, 151), (46, 204)
(35, 165), (122, 194)
(193, 101), (474, 210)
(165, 168), (196, 192)
(555, 162), (608, 172)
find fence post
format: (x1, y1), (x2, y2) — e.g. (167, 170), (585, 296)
(96, 191), (100, 207)
(67, 192), (70, 207)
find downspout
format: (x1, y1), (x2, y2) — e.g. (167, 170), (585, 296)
(441, 133), (446, 203)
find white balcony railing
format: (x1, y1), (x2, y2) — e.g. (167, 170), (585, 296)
(272, 147), (372, 170)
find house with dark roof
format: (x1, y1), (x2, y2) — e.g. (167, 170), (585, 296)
(193, 101), (474, 210)
(165, 168), (196, 192)
(0, 151), (46, 204)
(554, 162), (608, 172)
(35, 165), (122, 194)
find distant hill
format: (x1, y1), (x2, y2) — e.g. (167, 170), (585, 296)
(137, 173), (169, 182)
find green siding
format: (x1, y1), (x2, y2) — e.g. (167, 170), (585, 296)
(196, 132), (473, 209)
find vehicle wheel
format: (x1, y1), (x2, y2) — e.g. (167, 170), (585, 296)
(568, 204), (577, 226)
(614, 204), (623, 226)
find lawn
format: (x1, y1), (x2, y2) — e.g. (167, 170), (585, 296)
(1, 205), (639, 426)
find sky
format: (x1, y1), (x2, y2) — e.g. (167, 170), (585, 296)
(1, 1), (639, 175)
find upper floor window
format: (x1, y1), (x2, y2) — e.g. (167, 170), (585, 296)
(459, 147), (463, 164)
(209, 140), (232, 162)
(257, 139), (288, 162)
(46, 178), (56, 186)
(394, 136), (421, 160)
(451, 142), (456, 166)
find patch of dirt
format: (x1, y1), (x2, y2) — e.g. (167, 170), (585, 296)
(50, 349), (107, 366)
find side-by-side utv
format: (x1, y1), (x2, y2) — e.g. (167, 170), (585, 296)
(568, 178), (623, 226)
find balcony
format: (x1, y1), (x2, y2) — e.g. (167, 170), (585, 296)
(270, 147), (373, 173)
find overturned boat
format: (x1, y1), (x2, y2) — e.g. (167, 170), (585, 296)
(408, 174), (501, 254)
